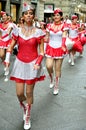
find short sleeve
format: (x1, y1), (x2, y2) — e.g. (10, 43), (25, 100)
(8, 23), (14, 29)
(12, 25), (19, 40)
(46, 23), (51, 32)
(36, 29), (46, 44)
(62, 23), (69, 31)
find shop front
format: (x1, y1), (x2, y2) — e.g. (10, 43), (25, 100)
(10, 0), (21, 22)
(0, 0), (6, 11)
(44, 4), (54, 23)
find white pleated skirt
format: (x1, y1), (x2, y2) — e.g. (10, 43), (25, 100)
(10, 57), (45, 84)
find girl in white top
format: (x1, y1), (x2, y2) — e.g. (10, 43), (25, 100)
(45, 8), (67, 95)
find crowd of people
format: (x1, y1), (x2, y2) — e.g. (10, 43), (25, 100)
(0, 2), (86, 130)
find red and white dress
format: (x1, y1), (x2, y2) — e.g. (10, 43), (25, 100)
(45, 22), (67, 59)
(0, 22), (13, 49)
(79, 30), (86, 46)
(10, 26), (45, 84)
(67, 23), (83, 52)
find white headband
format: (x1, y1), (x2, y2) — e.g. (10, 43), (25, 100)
(22, 3), (34, 13)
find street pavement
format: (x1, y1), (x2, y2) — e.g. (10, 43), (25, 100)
(0, 47), (86, 130)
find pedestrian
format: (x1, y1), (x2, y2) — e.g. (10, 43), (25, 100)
(64, 15), (71, 24)
(45, 8), (67, 95)
(4, 3), (45, 130)
(17, 16), (24, 28)
(33, 17), (40, 28)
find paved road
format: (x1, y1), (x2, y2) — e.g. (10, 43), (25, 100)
(0, 47), (86, 130)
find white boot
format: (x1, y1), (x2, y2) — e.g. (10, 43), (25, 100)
(68, 58), (71, 63)
(71, 54), (75, 66)
(53, 77), (59, 95)
(24, 104), (31, 130)
(49, 73), (54, 89)
(20, 101), (26, 121)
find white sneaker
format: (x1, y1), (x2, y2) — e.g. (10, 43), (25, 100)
(4, 67), (6, 71)
(49, 83), (54, 89)
(79, 54), (83, 57)
(53, 87), (59, 95)
(71, 62), (75, 66)
(68, 59), (71, 63)
(24, 118), (31, 130)
(4, 76), (9, 82)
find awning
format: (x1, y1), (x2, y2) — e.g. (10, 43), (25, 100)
(44, 9), (54, 13)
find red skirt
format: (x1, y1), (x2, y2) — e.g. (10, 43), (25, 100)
(80, 36), (86, 46)
(45, 44), (67, 58)
(72, 40), (83, 53)
(69, 37), (83, 53)
(0, 39), (12, 49)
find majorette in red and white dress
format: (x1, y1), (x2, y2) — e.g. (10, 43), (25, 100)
(67, 23), (83, 52)
(10, 26), (45, 84)
(0, 22), (13, 49)
(79, 29), (86, 46)
(45, 22), (68, 59)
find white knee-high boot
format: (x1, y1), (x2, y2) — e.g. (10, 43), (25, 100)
(49, 73), (54, 89)
(24, 104), (31, 130)
(53, 77), (59, 95)
(20, 101), (26, 121)
(71, 54), (75, 66)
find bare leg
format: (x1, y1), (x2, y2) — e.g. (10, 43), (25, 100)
(53, 59), (63, 95)
(16, 82), (26, 102)
(46, 57), (54, 88)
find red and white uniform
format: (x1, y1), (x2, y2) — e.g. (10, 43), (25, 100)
(68, 23), (80, 40)
(67, 23), (83, 52)
(0, 22), (13, 48)
(45, 22), (67, 59)
(79, 30), (86, 46)
(10, 26), (45, 84)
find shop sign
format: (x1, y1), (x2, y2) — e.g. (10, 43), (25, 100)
(44, 4), (54, 13)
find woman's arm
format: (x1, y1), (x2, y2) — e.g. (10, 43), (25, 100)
(4, 38), (16, 67)
(44, 31), (49, 43)
(62, 30), (68, 51)
(34, 38), (44, 70)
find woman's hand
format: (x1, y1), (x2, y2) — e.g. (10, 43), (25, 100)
(5, 62), (10, 68)
(33, 64), (40, 70)
(62, 46), (67, 52)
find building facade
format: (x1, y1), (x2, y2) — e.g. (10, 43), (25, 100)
(44, 0), (86, 22)
(0, 0), (86, 22)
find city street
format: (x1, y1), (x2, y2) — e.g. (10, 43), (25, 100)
(0, 47), (86, 130)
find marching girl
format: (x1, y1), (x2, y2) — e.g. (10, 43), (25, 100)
(67, 15), (83, 65)
(79, 23), (86, 57)
(0, 11), (13, 62)
(4, 3), (45, 130)
(45, 8), (67, 95)
(40, 21), (47, 69)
